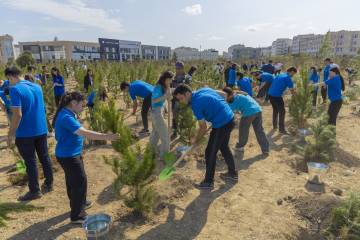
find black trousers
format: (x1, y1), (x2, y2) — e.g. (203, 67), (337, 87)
(269, 96), (286, 131)
(328, 100), (343, 126)
(15, 134), (53, 193)
(321, 86), (327, 103)
(141, 94), (152, 130)
(312, 89), (318, 107)
(57, 155), (87, 220)
(172, 98), (178, 132)
(205, 119), (236, 183)
(55, 95), (62, 107)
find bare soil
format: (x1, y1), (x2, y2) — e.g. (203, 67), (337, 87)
(1, 91), (360, 240)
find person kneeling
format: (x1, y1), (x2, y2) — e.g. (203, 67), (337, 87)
(53, 91), (118, 224)
(220, 87), (269, 156)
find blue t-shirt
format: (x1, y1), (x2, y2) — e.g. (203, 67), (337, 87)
(9, 80), (48, 138)
(268, 73), (294, 97)
(325, 75), (343, 102)
(237, 77), (253, 96)
(87, 91), (96, 105)
(228, 69), (236, 86)
(53, 75), (65, 96)
(260, 73), (274, 83)
(151, 85), (165, 108)
(323, 64), (330, 81)
(309, 72), (320, 84)
(55, 108), (83, 158)
(129, 80), (154, 101)
(191, 88), (234, 128)
(229, 94), (262, 117)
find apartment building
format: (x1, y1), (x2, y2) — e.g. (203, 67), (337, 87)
(200, 49), (219, 61)
(260, 46), (272, 58)
(271, 38), (292, 56)
(0, 34), (15, 64)
(228, 44), (261, 60)
(141, 45), (157, 60)
(119, 40), (141, 62)
(157, 46), (171, 60)
(173, 47), (200, 61)
(330, 30), (360, 56)
(291, 34), (324, 55)
(18, 40), (100, 62)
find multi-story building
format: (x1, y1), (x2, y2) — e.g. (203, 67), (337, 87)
(229, 45), (261, 60)
(18, 40), (100, 62)
(200, 49), (219, 61)
(0, 34), (15, 64)
(119, 40), (141, 62)
(141, 45), (157, 60)
(271, 38), (292, 56)
(228, 44), (245, 60)
(156, 46), (171, 60)
(173, 47), (200, 61)
(99, 38), (120, 61)
(260, 47), (272, 58)
(329, 30), (360, 56)
(291, 34), (324, 55)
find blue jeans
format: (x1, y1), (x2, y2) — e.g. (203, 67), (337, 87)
(15, 134), (53, 193)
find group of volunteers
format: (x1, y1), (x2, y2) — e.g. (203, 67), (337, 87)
(0, 57), (346, 224)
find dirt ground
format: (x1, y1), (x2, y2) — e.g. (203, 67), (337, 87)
(1, 89), (360, 240)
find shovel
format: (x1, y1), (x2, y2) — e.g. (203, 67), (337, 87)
(159, 145), (194, 181)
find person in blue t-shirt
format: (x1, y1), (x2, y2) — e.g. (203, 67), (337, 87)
(86, 90), (96, 109)
(219, 87), (269, 156)
(174, 84), (237, 190)
(236, 72), (253, 96)
(227, 64), (237, 88)
(321, 58), (332, 104)
(313, 66), (344, 126)
(120, 80), (154, 134)
(5, 66), (53, 202)
(0, 79), (11, 123)
(309, 67), (320, 106)
(149, 71), (174, 160)
(261, 60), (275, 74)
(51, 67), (65, 107)
(53, 91), (118, 224)
(268, 67), (297, 134)
(252, 71), (274, 102)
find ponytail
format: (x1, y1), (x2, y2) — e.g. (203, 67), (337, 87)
(157, 70), (174, 93)
(52, 91), (84, 128)
(330, 67), (345, 91)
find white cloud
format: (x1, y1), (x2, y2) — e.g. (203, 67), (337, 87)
(1, 0), (123, 33)
(158, 35), (165, 40)
(208, 36), (224, 41)
(182, 4), (202, 16)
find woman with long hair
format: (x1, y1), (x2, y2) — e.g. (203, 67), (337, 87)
(317, 66), (344, 125)
(84, 69), (93, 93)
(150, 71), (174, 160)
(53, 91), (118, 224)
(51, 67), (65, 107)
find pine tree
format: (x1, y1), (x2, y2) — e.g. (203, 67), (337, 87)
(319, 31), (332, 59)
(175, 103), (198, 145)
(304, 113), (336, 164)
(101, 99), (156, 215)
(289, 68), (313, 129)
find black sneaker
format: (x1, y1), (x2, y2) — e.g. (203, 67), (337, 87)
(279, 130), (289, 135)
(220, 172), (239, 182)
(139, 129), (150, 135)
(171, 132), (177, 140)
(194, 181), (214, 190)
(71, 216), (87, 225)
(262, 152), (270, 158)
(18, 191), (42, 201)
(84, 201), (93, 210)
(41, 183), (53, 194)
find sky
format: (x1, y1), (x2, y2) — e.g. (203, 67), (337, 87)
(0, 0), (359, 52)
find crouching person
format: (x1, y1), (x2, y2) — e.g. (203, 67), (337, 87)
(220, 87), (269, 156)
(174, 84), (237, 190)
(53, 91), (118, 224)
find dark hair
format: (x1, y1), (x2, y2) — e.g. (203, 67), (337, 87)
(87, 69), (92, 74)
(188, 66), (197, 76)
(120, 82), (130, 90)
(325, 58), (331, 62)
(173, 84), (192, 96)
(5, 66), (21, 77)
(269, 60), (273, 64)
(287, 67), (297, 73)
(51, 67), (61, 77)
(52, 91), (84, 128)
(330, 67), (345, 91)
(236, 72), (244, 79)
(27, 65), (35, 72)
(222, 87), (233, 96)
(310, 66), (318, 74)
(157, 71), (174, 93)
